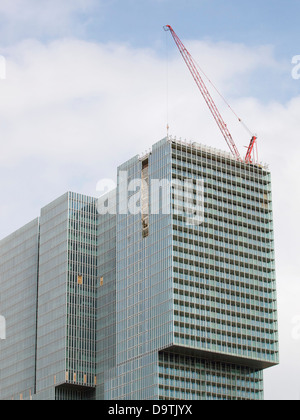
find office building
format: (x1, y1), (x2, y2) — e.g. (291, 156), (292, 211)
(0, 137), (279, 400)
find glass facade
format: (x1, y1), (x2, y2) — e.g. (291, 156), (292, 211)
(106, 137), (278, 400)
(66, 193), (97, 390)
(170, 139), (279, 369)
(35, 192), (98, 400)
(0, 191), (118, 400)
(0, 137), (279, 400)
(106, 140), (174, 399)
(96, 190), (117, 400)
(158, 351), (264, 400)
(0, 219), (40, 400)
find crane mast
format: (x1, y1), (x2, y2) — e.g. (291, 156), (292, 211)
(164, 25), (257, 164)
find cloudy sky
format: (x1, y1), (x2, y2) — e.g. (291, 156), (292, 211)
(0, 0), (299, 400)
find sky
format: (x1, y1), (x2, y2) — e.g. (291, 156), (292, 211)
(0, 0), (299, 400)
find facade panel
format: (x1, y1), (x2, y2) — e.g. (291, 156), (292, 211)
(171, 139), (279, 370)
(0, 219), (39, 400)
(35, 192), (97, 399)
(158, 351), (264, 400)
(105, 139), (174, 399)
(96, 190), (117, 400)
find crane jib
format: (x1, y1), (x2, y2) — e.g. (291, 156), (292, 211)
(164, 25), (257, 164)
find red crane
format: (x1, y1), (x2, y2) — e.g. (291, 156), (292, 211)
(164, 25), (257, 164)
(245, 134), (257, 163)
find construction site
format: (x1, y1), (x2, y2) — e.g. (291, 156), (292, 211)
(0, 25), (279, 401)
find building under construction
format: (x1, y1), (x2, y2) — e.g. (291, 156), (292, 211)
(0, 27), (278, 400)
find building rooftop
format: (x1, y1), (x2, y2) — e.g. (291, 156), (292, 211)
(166, 136), (270, 171)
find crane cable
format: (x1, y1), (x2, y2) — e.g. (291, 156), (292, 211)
(190, 49), (256, 138)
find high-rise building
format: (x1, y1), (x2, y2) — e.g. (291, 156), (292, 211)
(36, 192), (98, 400)
(0, 137), (279, 400)
(0, 192), (115, 400)
(106, 137), (279, 400)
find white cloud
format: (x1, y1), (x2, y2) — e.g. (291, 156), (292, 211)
(0, 37), (288, 165)
(0, 36), (299, 399)
(0, 0), (97, 41)
(183, 40), (280, 90)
